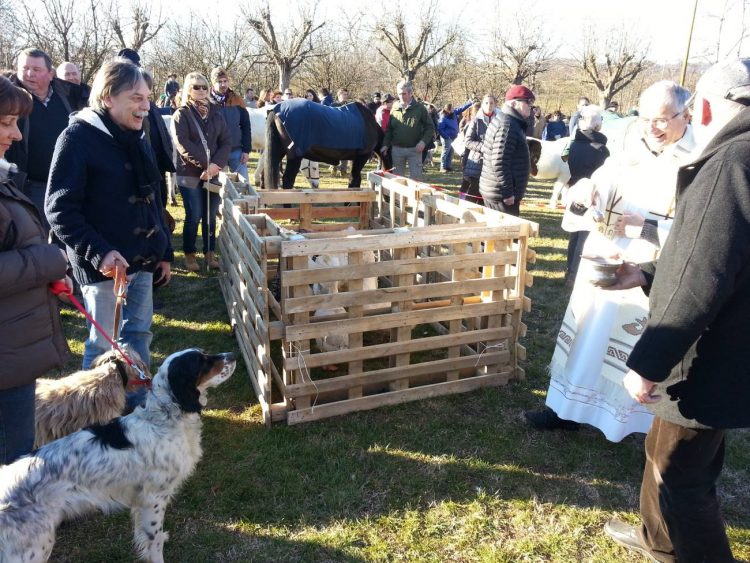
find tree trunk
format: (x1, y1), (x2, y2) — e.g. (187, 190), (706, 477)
(279, 63), (292, 91)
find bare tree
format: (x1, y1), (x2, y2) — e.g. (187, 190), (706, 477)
(490, 13), (555, 89)
(148, 13), (263, 97)
(111, 1), (167, 52)
(417, 38), (467, 104)
(19, 0), (115, 83)
(245, 2), (324, 91)
(374, 2), (459, 81)
(579, 27), (649, 108)
(0, 0), (18, 68)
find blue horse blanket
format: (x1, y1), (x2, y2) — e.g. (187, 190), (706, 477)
(273, 99), (366, 158)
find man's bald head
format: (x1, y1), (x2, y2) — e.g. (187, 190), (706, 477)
(56, 62), (81, 85)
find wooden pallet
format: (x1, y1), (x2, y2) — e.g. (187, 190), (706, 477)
(223, 177), (375, 232)
(218, 173), (537, 425)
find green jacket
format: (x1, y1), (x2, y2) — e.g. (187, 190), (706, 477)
(384, 100), (435, 149)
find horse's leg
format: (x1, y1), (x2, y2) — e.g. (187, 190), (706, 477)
(349, 154), (368, 188)
(264, 114), (281, 189)
(283, 157), (303, 189)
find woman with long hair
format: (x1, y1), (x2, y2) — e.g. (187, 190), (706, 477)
(0, 75), (69, 463)
(172, 72), (230, 272)
(257, 88), (272, 108)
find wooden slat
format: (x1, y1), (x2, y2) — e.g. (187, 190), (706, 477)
(255, 189), (377, 204)
(287, 352), (510, 398)
(283, 326), (512, 370)
(284, 276), (517, 314)
(282, 250), (518, 287)
(287, 371), (512, 425)
(280, 224), (525, 257)
(285, 299), (520, 342)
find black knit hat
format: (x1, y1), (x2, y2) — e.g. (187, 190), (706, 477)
(117, 48), (141, 67)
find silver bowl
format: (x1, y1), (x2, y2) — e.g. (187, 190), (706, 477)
(582, 255), (622, 287)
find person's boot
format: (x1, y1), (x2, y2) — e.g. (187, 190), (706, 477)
(524, 406), (580, 431)
(205, 252), (220, 270)
(184, 253), (199, 272)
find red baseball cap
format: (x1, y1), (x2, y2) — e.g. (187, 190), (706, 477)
(505, 85), (535, 102)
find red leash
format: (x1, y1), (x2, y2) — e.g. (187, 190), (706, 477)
(49, 280), (151, 386)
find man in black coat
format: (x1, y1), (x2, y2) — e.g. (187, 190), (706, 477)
(604, 58), (750, 563)
(7, 48), (85, 230)
(479, 84), (534, 216)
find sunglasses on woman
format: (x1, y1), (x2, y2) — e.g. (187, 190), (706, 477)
(191, 84), (208, 91)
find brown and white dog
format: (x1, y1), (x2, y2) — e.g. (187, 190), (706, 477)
(0, 349), (236, 563)
(34, 346), (151, 448)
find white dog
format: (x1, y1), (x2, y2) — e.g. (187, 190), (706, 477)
(0, 349), (236, 563)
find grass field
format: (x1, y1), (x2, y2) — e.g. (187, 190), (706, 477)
(48, 151), (749, 562)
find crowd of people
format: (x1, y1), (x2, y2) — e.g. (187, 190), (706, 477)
(0, 43), (749, 562)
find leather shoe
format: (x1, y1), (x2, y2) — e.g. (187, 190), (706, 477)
(524, 407), (580, 431)
(604, 520), (658, 562)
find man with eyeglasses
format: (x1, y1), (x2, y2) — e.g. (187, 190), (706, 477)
(602, 57), (750, 563)
(528, 81), (696, 443)
(478, 84), (535, 216)
(282, 88), (293, 100)
(209, 67), (250, 182)
(381, 80), (435, 180)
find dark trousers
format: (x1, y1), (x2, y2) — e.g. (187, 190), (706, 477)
(459, 176), (483, 204)
(483, 197), (520, 217)
(0, 381), (36, 464)
(566, 231), (589, 280)
(638, 416), (734, 563)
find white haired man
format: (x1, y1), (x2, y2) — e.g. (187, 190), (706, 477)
(526, 80), (695, 441)
(56, 61), (92, 111)
(381, 80), (435, 180)
(56, 61), (80, 85)
(603, 57), (750, 563)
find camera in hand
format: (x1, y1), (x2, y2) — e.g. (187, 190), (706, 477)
(569, 201), (588, 216)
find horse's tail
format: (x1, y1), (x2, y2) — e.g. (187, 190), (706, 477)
(264, 112), (281, 189)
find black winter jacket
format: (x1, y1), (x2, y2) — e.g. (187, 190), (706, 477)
(45, 109), (174, 286)
(567, 129), (609, 186)
(626, 106), (750, 429)
(479, 106), (530, 202)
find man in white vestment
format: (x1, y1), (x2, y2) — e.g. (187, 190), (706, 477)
(525, 81), (696, 442)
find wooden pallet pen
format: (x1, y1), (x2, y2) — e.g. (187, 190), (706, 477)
(218, 174), (538, 425)
(222, 176), (374, 232)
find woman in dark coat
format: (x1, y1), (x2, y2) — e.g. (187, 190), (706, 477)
(563, 105), (609, 283)
(173, 72), (230, 272)
(0, 76), (69, 463)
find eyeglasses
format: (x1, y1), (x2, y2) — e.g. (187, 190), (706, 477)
(640, 111), (683, 129)
(191, 84), (208, 91)
(284, 91), (292, 95)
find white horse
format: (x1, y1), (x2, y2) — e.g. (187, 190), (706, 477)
(527, 137), (572, 208)
(528, 117), (638, 209)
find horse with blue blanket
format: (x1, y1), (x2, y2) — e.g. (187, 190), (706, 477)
(263, 99), (383, 189)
